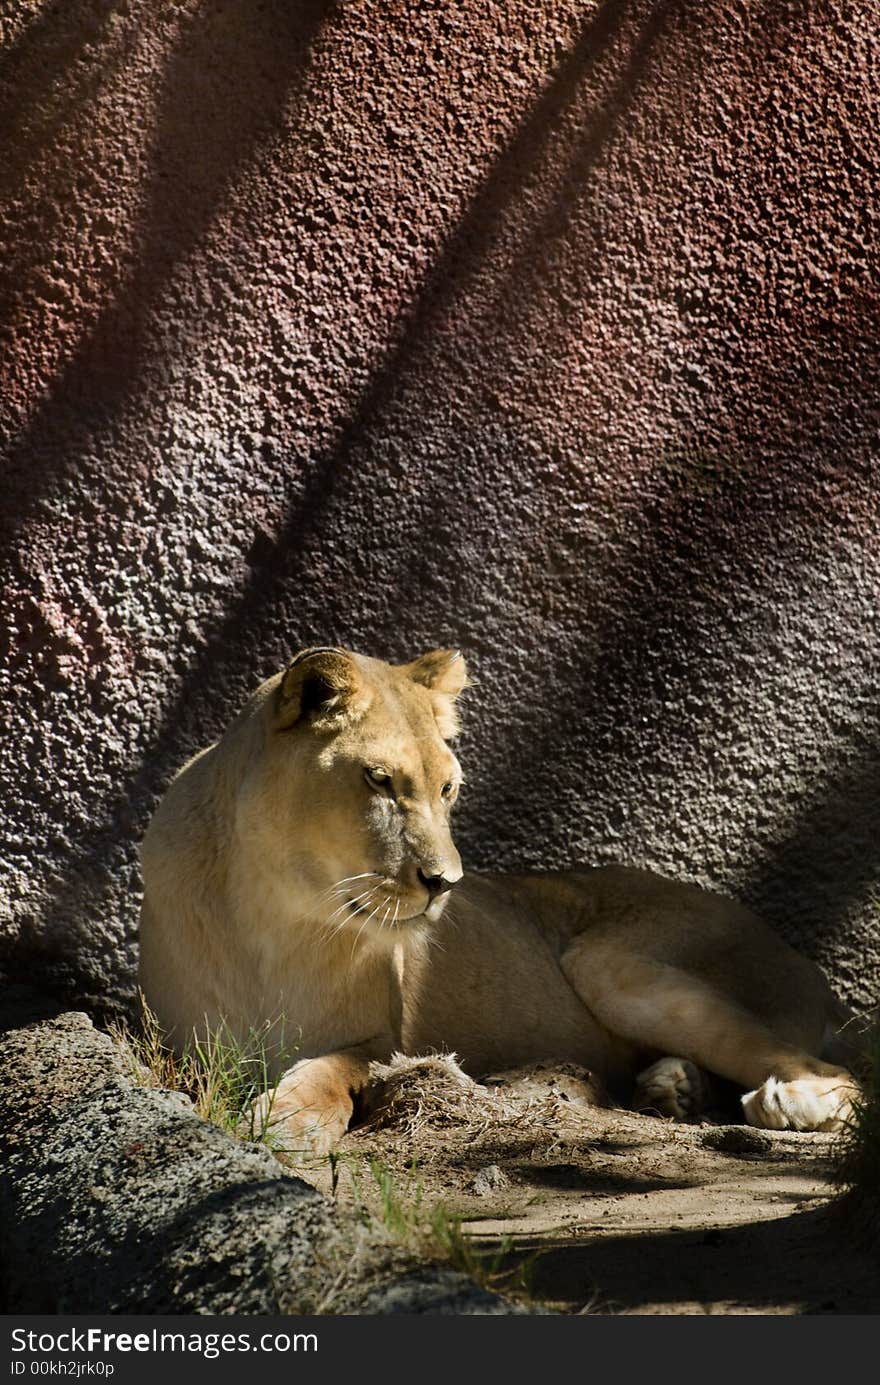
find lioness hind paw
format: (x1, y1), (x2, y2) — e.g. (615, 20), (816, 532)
(634, 1056), (707, 1122)
(741, 1074), (856, 1133)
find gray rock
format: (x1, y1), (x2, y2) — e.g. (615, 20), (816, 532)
(472, 1164), (510, 1197)
(0, 991), (527, 1315)
(700, 1125), (775, 1158)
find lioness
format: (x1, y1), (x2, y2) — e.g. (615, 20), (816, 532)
(139, 646), (860, 1152)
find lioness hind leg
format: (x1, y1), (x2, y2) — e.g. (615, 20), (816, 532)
(561, 939), (859, 1133)
(634, 1056), (708, 1121)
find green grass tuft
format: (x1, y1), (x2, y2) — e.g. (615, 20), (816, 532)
(111, 992), (295, 1149)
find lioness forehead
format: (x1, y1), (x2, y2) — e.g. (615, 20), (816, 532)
(332, 659), (458, 779)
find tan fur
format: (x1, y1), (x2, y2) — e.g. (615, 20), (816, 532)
(138, 648), (860, 1152)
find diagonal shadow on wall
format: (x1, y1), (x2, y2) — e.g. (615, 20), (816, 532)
(134, 0), (670, 679)
(1, 0), (339, 539)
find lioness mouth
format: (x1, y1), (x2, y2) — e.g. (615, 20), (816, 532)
(345, 896), (429, 927)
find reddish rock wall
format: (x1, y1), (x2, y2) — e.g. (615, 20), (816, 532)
(1, 0), (878, 1013)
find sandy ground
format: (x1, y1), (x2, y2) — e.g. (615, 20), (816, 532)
(290, 1057), (878, 1316)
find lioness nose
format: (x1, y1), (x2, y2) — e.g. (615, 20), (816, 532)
(418, 868), (455, 898)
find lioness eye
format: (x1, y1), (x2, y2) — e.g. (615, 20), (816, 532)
(441, 781), (455, 800)
(365, 767), (391, 790)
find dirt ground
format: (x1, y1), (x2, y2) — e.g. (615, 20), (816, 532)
(289, 1056), (878, 1316)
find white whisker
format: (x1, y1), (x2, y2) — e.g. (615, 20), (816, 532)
(323, 886), (375, 933)
(350, 894), (389, 957)
(319, 886), (383, 948)
(314, 872), (381, 908)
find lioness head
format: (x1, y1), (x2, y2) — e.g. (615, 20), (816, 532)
(239, 646), (469, 944)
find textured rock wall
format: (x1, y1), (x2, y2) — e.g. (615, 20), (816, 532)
(1, 0), (878, 1013)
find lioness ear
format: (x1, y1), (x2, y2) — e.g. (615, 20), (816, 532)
(275, 647), (370, 730)
(404, 649), (469, 739)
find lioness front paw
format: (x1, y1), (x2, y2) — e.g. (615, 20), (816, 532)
(241, 1059), (353, 1156)
(634, 1056), (707, 1121)
(741, 1072), (857, 1133)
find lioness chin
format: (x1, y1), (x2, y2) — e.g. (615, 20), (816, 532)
(139, 646), (861, 1154)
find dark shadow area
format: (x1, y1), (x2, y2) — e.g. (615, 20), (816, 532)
(2, 1166), (314, 1313)
(511, 1161), (702, 1196)
(0, 984), (67, 1037)
(491, 1202), (880, 1314)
